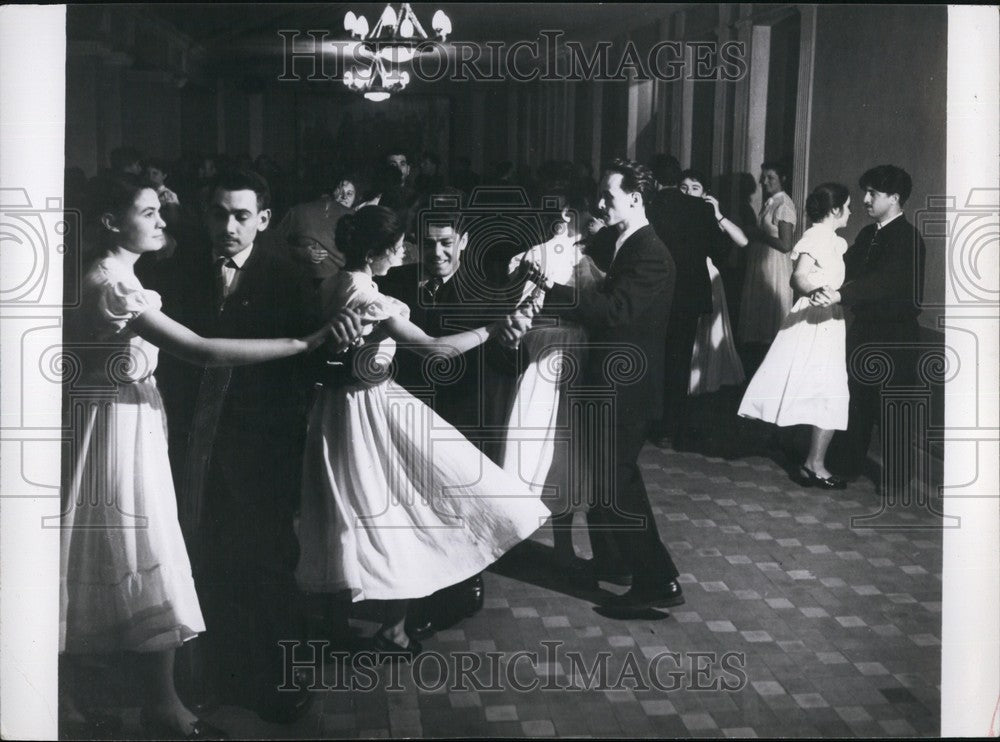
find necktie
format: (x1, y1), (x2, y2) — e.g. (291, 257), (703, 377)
(421, 277), (443, 306)
(215, 256), (234, 312)
(864, 226), (881, 266)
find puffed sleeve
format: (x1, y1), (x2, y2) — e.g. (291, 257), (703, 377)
(356, 292), (411, 324)
(97, 275), (162, 333)
(342, 275), (410, 337)
(789, 230), (819, 263)
(775, 197), (797, 226)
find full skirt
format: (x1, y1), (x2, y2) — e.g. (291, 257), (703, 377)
(296, 380), (551, 601)
(501, 325), (592, 514)
(738, 298), (849, 429)
(690, 258), (745, 395)
(60, 381), (205, 654)
(738, 241), (793, 345)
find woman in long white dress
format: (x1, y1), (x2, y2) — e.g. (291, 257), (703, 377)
(738, 183), (852, 489)
(678, 171), (747, 395)
(501, 200), (605, 568)
(62, 175), (347, 738)
(738, 161), (798, 354)
(295, 206), (550, 656)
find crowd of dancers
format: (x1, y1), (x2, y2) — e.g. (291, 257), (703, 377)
(60, 145), (926, 739)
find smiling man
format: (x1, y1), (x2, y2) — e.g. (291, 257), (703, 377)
(375, 203), (524, 635)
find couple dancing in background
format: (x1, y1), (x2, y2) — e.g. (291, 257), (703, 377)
(738, 164), (926, 491)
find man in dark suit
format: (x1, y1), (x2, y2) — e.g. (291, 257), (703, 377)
(646, 154), (721, 448)
(537, 158), (684, 610)
(154, 170), (317, 724)
(812, 165), (926, 480)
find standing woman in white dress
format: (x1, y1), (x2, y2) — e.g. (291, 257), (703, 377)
(61, 175), (347, 738)
(501, 195), (605, 570)
(738, 161), (798, 366)
(678, 170), (747, 395)
(738, 183), (852, 489)
(295, 206), (549, 656)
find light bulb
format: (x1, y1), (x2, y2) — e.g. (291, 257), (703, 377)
(400, 18), (414, 37)
(380, 5), (397, 27)
(344, 11), (357, 32)
(355, 16), (369, 38)
(432, 10), (451, 40)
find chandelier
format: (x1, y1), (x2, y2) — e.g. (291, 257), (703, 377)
(342, 3), (453, 102)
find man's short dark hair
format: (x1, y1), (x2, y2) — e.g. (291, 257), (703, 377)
(606, 158), (657, 206)
(649, 153), (682, 188)
(386, 146), (409, 161)
(208, 168), (271, 211)
(859, 165), (913, 206)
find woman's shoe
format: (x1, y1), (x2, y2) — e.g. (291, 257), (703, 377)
(373, 632), (423, 661)
(800, 465), (847, 490)
(139, 708), (229, 740)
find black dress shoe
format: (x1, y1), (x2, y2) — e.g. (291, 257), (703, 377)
(140, 709), (229, 740)
(462, 574), (485, 615)
(798, 466), (847, 490)
(603, 579), (685, 610)
(373, 632), (423, 661)
(405, 617), (436, 641)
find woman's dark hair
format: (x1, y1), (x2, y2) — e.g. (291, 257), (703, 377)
(805, 182), (850, 223)
(82, 173), (156, 258)
(679, 168), (709, 190)
(335, 205), (404, 270)
(761, 159), (792, 188)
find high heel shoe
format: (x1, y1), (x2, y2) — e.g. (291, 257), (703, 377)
(139, 708), (229, 740)
(373, 632), (423, 661)
(798, 465), (847, 490)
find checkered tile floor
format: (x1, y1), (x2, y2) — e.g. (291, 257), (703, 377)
(68, 394), (944, 739)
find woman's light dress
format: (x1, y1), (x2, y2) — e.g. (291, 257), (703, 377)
(738, 191), (798, 345)
(738, 223), (849, 429)
(501, 234), (605, 514)
(689, 257), (745, 394)
(295, 271), (550, 601)
(61, 254), (205, 654)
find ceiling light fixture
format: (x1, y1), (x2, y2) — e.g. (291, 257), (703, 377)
(342, 3), (452, 101)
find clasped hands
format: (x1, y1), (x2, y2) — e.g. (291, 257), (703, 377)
(494, 258), (553, 348)
(809, 286), (841, 307)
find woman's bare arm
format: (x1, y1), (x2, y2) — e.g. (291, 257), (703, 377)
(131, 308), (332, 367)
